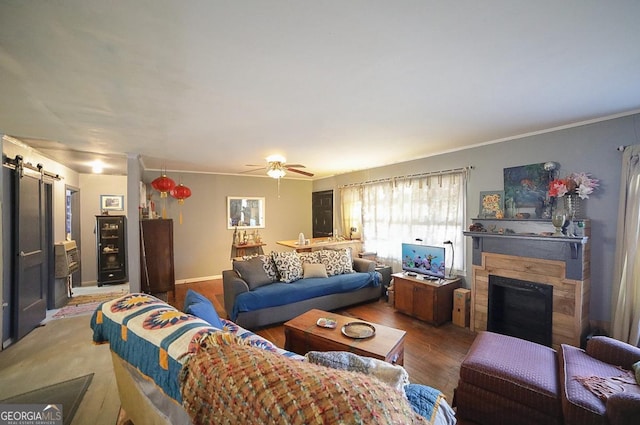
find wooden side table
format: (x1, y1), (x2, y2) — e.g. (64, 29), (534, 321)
(230, 243), (265, 259)
(392, 273), (461, 325)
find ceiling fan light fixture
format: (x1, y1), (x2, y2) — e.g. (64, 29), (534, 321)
(267, 164), (286, 179)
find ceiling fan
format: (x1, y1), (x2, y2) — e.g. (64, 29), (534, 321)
(244, 154), (314, 178)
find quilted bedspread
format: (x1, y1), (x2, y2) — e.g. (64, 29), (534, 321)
(90, 293), (303, 403)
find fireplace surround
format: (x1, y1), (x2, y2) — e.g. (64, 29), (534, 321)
(465, 218), (590, 348)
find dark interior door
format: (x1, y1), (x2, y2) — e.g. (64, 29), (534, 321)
(14, 169), (47, 340)
(2, 167), (13, 347)
(312, 190), (333, 238)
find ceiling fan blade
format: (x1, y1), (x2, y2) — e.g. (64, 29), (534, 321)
(241, 166), (266, 174)
(284, 163), (305, 168)
(287, 167), (314, 177)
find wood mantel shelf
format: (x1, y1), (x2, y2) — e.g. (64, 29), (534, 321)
(463, 231), (588, 244)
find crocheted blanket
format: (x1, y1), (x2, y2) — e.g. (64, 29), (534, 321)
(180, 332), (428, 424)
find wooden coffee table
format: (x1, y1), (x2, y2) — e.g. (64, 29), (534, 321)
(284, 309), (406, 365)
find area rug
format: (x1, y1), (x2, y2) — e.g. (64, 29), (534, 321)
(68, 291), (128, 305)
(0, 373), (93, 425)
(51, 291), (127, 320)
(51, 301), (104, 320)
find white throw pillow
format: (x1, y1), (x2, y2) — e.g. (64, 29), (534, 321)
(303, 263), (328, 279)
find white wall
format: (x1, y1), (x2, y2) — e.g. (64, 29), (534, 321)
(314, 113), (640, 325)
(141, 171), (313, 281)
(78, 174), (127, 284)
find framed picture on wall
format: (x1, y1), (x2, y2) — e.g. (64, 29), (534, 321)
(101, 195), (124, 211)
(503, 163), (550, 218)
(227, 196), (265, 229)
(479, 191), (504, 218)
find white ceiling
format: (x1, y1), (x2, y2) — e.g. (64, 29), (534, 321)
(1, 1), (639, 177)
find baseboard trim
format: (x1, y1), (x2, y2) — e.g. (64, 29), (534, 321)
(176, 275), (222, 284)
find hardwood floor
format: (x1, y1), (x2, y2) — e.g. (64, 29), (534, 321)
(173, 279), (478, 402)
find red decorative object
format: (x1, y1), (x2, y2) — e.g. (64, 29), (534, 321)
(170, 183), (192, 224)
(151, 174), (176, 198)
(170, 184), (192, 204)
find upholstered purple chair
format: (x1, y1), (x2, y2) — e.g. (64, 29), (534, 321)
(559, 336), (640, 425)
(454, 332), (640, 425)
(454, 331), (562, 425)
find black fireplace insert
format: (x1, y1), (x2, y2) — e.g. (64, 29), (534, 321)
(487, 275), (553, 346)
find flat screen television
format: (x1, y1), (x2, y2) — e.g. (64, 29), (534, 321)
(401, 243), (446, 279)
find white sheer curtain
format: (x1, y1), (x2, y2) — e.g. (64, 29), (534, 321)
(611, 144), (640, 346)
(341, 171), (467, 274)
(341, 186), (362, 240)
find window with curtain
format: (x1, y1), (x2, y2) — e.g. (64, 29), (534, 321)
(611, 144), (640, 346)
(341, 170), (467, 274)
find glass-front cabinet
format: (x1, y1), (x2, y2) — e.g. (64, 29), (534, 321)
(96, 215), (127, 286)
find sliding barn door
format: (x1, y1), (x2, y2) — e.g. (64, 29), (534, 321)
(13, 166), (47, 340)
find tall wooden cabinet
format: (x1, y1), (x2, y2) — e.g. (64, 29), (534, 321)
(140, 219), (175, 298)
(96, 215), (127, 286)
(393, 273), (461, 326)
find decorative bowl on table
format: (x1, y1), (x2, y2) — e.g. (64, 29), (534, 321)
(316, 318), (337, 329)
(341, 322), (376, 339)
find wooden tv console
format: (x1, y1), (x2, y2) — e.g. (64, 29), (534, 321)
(392, 273), (461, 326)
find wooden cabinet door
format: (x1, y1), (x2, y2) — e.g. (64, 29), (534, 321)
(140, 219), (175, 294)
(413, 284), (435, 322)
(394, 278), (414, 314)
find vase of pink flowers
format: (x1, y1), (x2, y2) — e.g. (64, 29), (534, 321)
(548, 172), (599, 219)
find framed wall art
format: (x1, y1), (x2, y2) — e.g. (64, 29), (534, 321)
(100, 194), (124, 211)
(479, 191), (505, 218)
(503, 163), (551, 218)
(227, 196), (265, 229)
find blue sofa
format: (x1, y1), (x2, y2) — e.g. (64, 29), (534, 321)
(223, 250), (381, 329)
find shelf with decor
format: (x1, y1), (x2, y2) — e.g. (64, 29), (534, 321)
(466, 217), (590, 240)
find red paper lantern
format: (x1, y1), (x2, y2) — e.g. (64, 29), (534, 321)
(151, 174), (176, 198)
(170, 184), (192, 204)
(170, 183), (192, 224)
